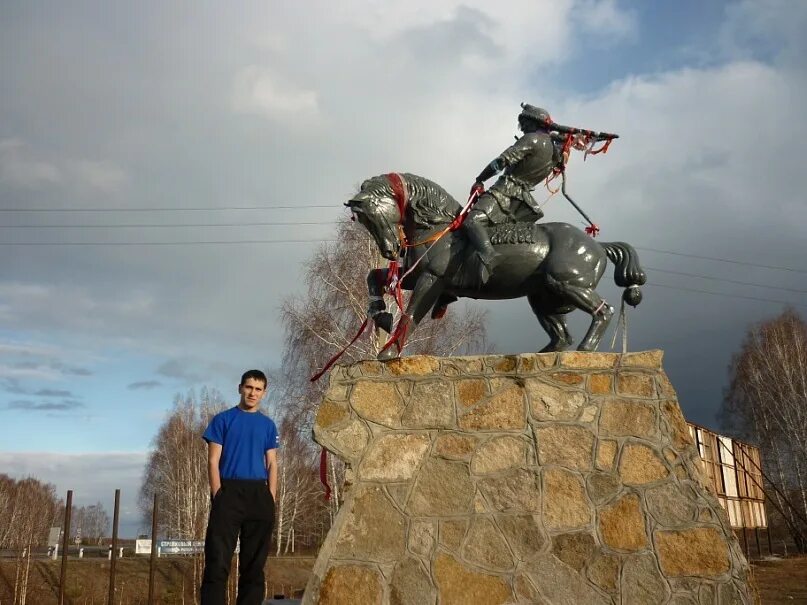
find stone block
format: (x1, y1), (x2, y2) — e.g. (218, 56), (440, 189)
(438, 519), (467, 552)
(386, 356), (440, 375)
(587, 472), (621, 505)
(526, 554), (610, 605)
(318, 564), (383, 605)
(616, 372), (657, 398)
(536, 425), (595, 470)
(587, 552), (620, 592)
(599, 397), (658, 439)
(408, 520), (436, 557)
(621, 553), (670, 604)
(462, 517), (515, 572)
(401, 380), (456, 428)
(619, 443), (669, 485)
(359, 433), (430, 481)
(496, 514), (548, 561)
(645, 482), (698, 528)
(316, 399), (349, 428)
(526, 378), (587, 421)
(543, 468), (590, 530)
(558, 352), (618, 369)
(656, 527), (731, 577)
(433, 553), (512, 605)
(334, 486), (406, 562)
(662, 399), (694, 448)
(589, 373), (612, 395)
(350, 380), (404, 427)
(314, 418), (370, 464)
(517, 352), (556, 372)
(406, 458), (474, 516)
(391, 557), (436, 605)
(598, 493), (648, 551)
(595, 439), (617, 471)
(621, 350), (664, 368)
(551, 531), (596, 571)
(548, 371), (585, 386)
(455, 378), (487, 407)
(471, 435), (528, 474)
(493, 355), (517, 372)
(478, 468), (542, 513)
(458, 382), (526, 431)
(434, 433), (477, 459)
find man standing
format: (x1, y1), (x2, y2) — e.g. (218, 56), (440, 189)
(201, 369), (279, 605)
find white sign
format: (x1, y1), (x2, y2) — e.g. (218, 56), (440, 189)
(47, 527), (62, 547)
(135, 539), (152, 555)
(158, 540), (205, 555)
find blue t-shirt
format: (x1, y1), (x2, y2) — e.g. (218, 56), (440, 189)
(202, 406), (280, 480)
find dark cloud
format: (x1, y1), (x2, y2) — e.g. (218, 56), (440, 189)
(34, 388), (74, 397)
(7, 398), (84, 411)
(156, 360), (204, 384)
(127, 380), (162, 390)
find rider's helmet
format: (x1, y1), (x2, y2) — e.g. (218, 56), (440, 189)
(518, 103), (552, 131)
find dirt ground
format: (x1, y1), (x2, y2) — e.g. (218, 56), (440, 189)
(1, 554), (805, 603)
(751, 555), (807, 604)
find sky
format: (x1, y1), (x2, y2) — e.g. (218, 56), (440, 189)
(1, 0), (805, 537)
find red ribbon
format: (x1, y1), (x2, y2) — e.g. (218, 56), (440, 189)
(320, 448), (331, 501)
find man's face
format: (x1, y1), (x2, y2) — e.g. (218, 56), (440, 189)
(238, 377), (267, 411)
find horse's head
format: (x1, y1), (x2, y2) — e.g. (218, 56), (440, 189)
(345, 177), (402, 261)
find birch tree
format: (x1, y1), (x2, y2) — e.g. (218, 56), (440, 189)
(272, 219), (489, 548)
(721, 308), (807, 550)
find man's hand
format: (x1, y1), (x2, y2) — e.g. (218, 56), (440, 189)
(470, 181), (485, 197)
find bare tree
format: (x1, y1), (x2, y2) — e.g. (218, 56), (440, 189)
(721, 308), (807, 550)
(0, 475), (59, 549)
(139, 388), (226, 539)
(278, 219), (488, 435)
(271, 219), (489, 549)
(71, 502), (111, 545)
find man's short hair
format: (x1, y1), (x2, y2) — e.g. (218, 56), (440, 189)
(240, 369), (268, 387)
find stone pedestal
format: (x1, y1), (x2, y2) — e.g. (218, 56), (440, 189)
(302, 352), (751, 605)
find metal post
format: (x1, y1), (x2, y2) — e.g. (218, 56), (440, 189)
(741, 527), (749, 558)
(58, 490), (73, 605)
(754, 527), (762, 559)
(148, 493), (159, 604)
(767, 526), (773, 556)
(108, 489), (120, 605)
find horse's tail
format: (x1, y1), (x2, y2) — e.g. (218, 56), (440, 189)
(601, 242), (647, 307)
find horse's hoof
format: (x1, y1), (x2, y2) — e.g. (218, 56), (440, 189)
(377, 348), (397, 362)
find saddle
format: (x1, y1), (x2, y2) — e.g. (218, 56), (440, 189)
(488, 222), (536, 245)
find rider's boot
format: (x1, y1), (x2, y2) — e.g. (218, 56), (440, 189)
(462, 214), (498, 286)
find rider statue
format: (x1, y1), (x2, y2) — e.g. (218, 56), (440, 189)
(463, 103), (560, 285)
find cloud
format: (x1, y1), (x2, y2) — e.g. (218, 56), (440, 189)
(36, 388), (74, 397)
(127, 380), (162, 390)
(6, 398), (84, 411)
(0, 138), (61, 189)
(232, 66), (319, 123)
(69, 160), (129, 193)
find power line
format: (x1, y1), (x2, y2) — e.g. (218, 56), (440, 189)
(2, 220), (340, 228)
(647, 282), (806, 309)
(0, 238), (337, 246)
(0, 204), (334, 212)
(644, 266), (807, 295)
(637, 246), (807, 275)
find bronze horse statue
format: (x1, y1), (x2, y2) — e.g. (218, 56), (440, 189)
(347, 173), (646, 361)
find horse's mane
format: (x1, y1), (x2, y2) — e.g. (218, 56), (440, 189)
(359, 174), (462, 227)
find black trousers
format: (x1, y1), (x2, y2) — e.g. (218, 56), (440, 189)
(200, 479), (275, 605)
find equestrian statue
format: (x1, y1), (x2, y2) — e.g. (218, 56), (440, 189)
(346, 104), (647, 362)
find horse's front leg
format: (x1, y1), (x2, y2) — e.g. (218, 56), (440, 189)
(377, 272), (444, 361)
(366, 268), (394, 333)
